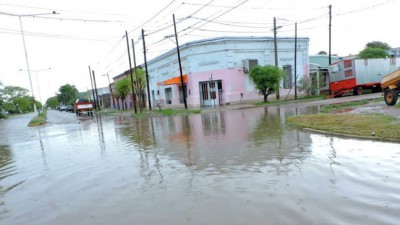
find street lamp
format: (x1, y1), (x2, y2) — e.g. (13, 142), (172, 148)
(7, 11), (58, 113)
(19, 68), (51, 104)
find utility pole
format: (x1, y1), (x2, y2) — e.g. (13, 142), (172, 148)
(125, 31), (137, 113)
(273, 17), (280, 100)
(88, 66), (96, 104)
(92, 70), (101, 111)
(294, 22), (298, 100)
(173, 14), (188, 109)
(329, 5), (332, 65)
(19, 16), (36, 113)
(142, 29), (152, 110)
(328, 5), (332, 95)
(131, 39), (141, 112)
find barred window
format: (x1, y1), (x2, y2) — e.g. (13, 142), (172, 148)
(283, 65), (292, 89)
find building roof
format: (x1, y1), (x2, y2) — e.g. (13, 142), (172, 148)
(309, 54), (341, 68)
(146, 36), (310, 65)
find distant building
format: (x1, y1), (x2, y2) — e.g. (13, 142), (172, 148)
(388, 47), (400, 57)
(309, 54), (341, 94)
(87, 87), (112, 109)
(143, 36), (310, 109)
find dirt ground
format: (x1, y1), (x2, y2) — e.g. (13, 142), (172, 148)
(298, 92), (400, 119)
(230, 93), (400, 119)
(345, 100), (400, 119)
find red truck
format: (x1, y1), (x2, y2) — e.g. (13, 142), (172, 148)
(328, 58), (400, 97)
(73, 99), (94, 116)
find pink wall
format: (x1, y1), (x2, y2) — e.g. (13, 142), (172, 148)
(187, 68), (260, 106)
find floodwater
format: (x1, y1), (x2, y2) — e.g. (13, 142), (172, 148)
(0, 106), (399, 225)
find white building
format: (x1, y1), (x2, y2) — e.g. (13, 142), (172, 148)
(146, 36), (310, 108)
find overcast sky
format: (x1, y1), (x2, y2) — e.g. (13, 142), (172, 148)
(1, 0), (399, 103)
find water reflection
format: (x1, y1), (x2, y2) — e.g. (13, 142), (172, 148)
(0, 145), (16, 219)
(0, 106), (399, 225)
(112, 106), (313, 178)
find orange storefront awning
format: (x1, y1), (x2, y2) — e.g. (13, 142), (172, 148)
(157, 74), (188, 86)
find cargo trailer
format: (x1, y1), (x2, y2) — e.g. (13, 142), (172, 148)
(328, 58), (400, 96)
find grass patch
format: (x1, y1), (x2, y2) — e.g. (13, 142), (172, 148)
(131, 109), (201, 118)
(28, 111), (47, 127)
(157, 109), (201, 116)
(287, 113), (400, 141)
(98, 109), (120, 115)
(254, 95), (326, 106)
(320, 100), (370, 113)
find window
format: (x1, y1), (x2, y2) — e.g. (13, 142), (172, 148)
(243, 59), (258, 72)
(283, 65), (292, 89)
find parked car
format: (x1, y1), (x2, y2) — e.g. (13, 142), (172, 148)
(59, 106), (67, 111)
(66, 105), (74, 112)
(74, 99), (94, 116)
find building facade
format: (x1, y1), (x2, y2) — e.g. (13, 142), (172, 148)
(146, 36), (309, 108)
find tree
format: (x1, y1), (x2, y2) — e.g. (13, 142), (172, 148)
(249, 65), (284, 102)
(57, 84), (78, 105)
(366, 41), (390, 50)
(318, 51), (327, 55)
(130, 68), (147, 112)
(0, 81), (4, 117)
(46, 96), (58, 109)
(114, 78), (131, 110)
(358, 47), (388, 59)
(358, 41), (390, 59)
(298, 76), (315, 96)
(1, 86), (32, 113)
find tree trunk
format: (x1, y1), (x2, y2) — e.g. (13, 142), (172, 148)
(263, 93), (269, 102)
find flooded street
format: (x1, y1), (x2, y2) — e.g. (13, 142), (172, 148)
(1, 106), (400, 225)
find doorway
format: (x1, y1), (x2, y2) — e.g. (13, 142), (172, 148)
(199, 80), (223, 107)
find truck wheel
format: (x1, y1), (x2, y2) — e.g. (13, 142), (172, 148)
(384, 89), (398, 106)
(353, 87), (362, 95)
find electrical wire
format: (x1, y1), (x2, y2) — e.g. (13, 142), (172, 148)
(189, 16), (272, 29)
(0, 28), (105, 41)
(0, 2), (131, 17)
(128, 0), (177, 34)
(181, 0), (250, 36)
(336, 0), (394, 16)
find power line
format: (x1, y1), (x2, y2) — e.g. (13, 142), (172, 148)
(181, 0), (250, 36)
(198, 28), (267, 34)
(35, 15), (124, 23)
(189, 16), (272, 29)
(336, 0), (394, 16)
(0, 28), (105, 41)
(0, 2), (131, 17)
(0, 10), (123, 23)
(128, 0), (177, 34)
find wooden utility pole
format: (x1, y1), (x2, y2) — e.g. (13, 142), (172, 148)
(131, 39), (142, 112)
(329, 5), (332, 65)
(273, 17), (280, 100)
(92, 70), (101, 111)
(142, 29), (152, 110)
(328, 5), (332, 95)
(125, 31), (137, 113)
(173, 14), (188, 109)
(88, 66), (96, 104)
(294, 22), (298, 100)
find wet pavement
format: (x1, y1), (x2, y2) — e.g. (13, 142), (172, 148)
(0, 103), (399, 225)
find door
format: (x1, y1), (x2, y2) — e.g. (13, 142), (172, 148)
(199, 80), (222, 107)
(165, 88), (172, 104)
